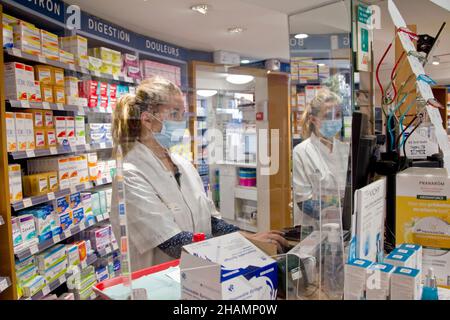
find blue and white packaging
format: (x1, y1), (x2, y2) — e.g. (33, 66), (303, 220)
(391, 267), (421, 300)
(366, 263), (395, 300)
(344, 259), (372, 300)
(180, 233), (278, 300)
(397, 244), (422, 271)
(384, 251), (414, 268)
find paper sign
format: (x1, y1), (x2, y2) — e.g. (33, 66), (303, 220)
(403, 127), (439, 159)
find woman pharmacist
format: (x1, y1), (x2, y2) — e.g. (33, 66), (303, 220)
(111, 76), (288, 271)
(293, 88), (349, 228)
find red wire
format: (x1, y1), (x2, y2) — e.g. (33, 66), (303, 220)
(388, 52), (405, 104)
(376, 43), (392, 103)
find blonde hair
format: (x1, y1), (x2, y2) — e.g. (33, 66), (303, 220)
(112, 76), (183, 156)
(300, 88), (341, 139)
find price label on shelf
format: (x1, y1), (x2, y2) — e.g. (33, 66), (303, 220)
(124, 76), (132, 83)
(70, 186), (77, 194)
(84, 182), (91, 189)
(58, 276), (66, 285)
(11, 48), (22, 57)
(20, 100), (30, 108)
(104, 213), (110, 220)
(49, 147), (58, 155)
(85, 144), (91, 151)
(100, 143), (106, 149)
(97, 214), (104, 222)
(23, 198), (33, 208)
(81, 261), (87, 269)
(64, 229), (72, 238)
(38, 55), (46, 63)
(68, 64), (76, 71)
(25, 150), (35, 158)
(77, 107), (85, 115)
(47, 192), (55, 200)
(56, 103), (64, 110)
(41, 286), (50, 297)
(30, 245), (39, 255)
(113, 75), (119, 81)
(53, 235), (60, 243)
(79, 222), (86, 230)
(42, 102), (51, 109)
(93, 71), (101, 77)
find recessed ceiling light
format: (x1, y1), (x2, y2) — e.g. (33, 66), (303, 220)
(226, 75), (254, 85)
(228, 27), (245, 34)
(191, 4), (209, 15)
(241, 59), (250, 64)
(294, 33), (309, 39)
(197, 90), (218, 97)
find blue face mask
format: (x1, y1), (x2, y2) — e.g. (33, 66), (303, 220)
(153, 119), (187, 148)
(319, 120), (342, 139)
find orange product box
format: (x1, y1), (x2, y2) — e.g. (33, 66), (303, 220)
(30, 81), (43, 103)
(45, 129), (57, 147)
(41, 84), (54, 103)
(34, 129), (46, 149)
(6, 112), (17, 152)
(51, 67), (64, 86)
(53, 86), (65, 104)
(23, 113), (35, 150)
(47, 172), (59, 192)
(74, 240), (87, 262)
(44, 110), (54, 128)
(35, 65), (53, 85)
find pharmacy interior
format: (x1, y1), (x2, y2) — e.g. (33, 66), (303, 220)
(0, 0), (449, 301)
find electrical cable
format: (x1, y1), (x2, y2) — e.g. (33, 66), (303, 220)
(397, 100), (416, 148)
(387, 94), (408, 151)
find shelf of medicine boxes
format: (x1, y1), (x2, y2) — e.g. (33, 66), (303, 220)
(9, 141), (113, 160)
(7, 99), (113, 116)
(14, 212), (111, 261)
(4, 48), (139, 85)
(0, 277), (12, 294)
(20, 253), (99, 300)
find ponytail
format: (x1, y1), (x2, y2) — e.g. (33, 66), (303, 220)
(112, 76), (183, 157)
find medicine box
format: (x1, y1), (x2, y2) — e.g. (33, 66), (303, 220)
(53, 86), (65, 104)
(90, 47), (113, 63)
(28, 205), (55, 243)
(66, 245), (80, 266)
(12, 21), (41, 56)
(22, 275), (46, 298)
(23, 113), (35, 150)
(74, 241), (87, 262)
(68, 156), (79, 186)
(384, 251), (415, 268)
(45, 129), (57, 147)
(39, 256), (67, 283)
(59, 35), (88, 68)
(44, 111), (54, 128)
(40, 30), (59, 61)
(65, 76), (79, 97)
(4, 62), (28, 100)
(34, 65), (53, 85)
(344, 259), (372, 300)
(73, 207), (84, 225)
(65, 117), (76, 146)
(25, 109), (44, 128)
(88, 226), (111, 251)
(37, 244), (66, 270)
(88, 56), (103, 72)
(31, 81), (42, 103)
(54, 116), (67, 146)
(12, 217), (23, 248)
(18, 214), (37, 245)
(9, 164), (23, 203)
(396, 167), (450, 249)
(23, 173), (49, 197)
(59, 49), (75, 65)
(6, 112), (17, 152)
(365, 263), (395, 300)
(47, 172), (58, 191)
(390, 267), (421, 300)
(3, 23), (13, 48)
(180, 232), (278, 300)
(75, 116), (86, 145)
(41, 84), (53, 103)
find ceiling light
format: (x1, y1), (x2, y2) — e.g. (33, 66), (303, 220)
(191, 4), (209, 15)
(228, 27), (245, 34)
(294, 33), (309, 39)
(197, 90), (217, 97)
(226, 75), (254, 85)
(241, 59), (250, 64)
(432, 56), (440, 65)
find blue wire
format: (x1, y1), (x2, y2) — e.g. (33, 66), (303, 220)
(398, 100), (416, 148)
(387, 94), (408, 151)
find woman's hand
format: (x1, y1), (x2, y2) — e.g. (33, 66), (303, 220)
(246, 230), (289, 254)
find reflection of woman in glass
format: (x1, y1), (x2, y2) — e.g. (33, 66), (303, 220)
(293, 88), (349, 227)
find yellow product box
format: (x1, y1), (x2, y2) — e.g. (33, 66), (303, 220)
(59, 49), (75, 65)
(53, 86), (66, 104)
(23, 113), (35, 150)
(112, 64), (121, 77)
(35, 65), (53, 85)
(12, 21), (41, 55)
(30, 81), (42, 103)
(68, 156), (79, 186)
(24, 109), (44, 128)
(87, 153), (98, 181)
(47, 172), (59, 192)
(40, 29), (59, 61)
(110, 49), (121, 65)
(14, 113), (27, 151)
(3, 13), (19, 25)
(100, 62), (113, 75)
(396, 167), (450, 249)
(9, 164), (23, 203)
(23, 173), (49, 197)
(88, 56), (103, 72)
(3, 24), (13, 48)
(6, 112), (17, 152)
(34, 129), (46, 149)
(44, 111), (54, 128)
(45, 128), (57, 147)
(90, 47), (113, 63)
(41, 84), (54, 103)
(59, 35), (88, 68)
(51, 67), (64, 86)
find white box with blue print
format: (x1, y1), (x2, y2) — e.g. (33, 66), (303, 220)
(180, 232), (278, 300)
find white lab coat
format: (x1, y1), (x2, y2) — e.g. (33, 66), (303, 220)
(111, 141), (219, 271)
(292, 133), (349, 227)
